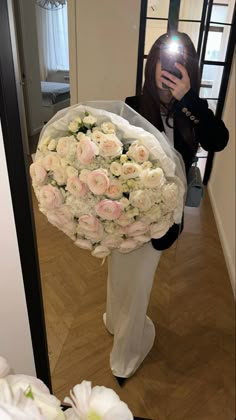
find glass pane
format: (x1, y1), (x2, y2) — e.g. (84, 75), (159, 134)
(200, 65), (224, 98)
(205, 25), (230, 61)
(147, 0), (170, 19)
(210, 1), (235, 24)
(144, 19), (168, 55)
(178, 22), (200, 51)
(207, 100), (218, 114)
(179, 0), (204, 20)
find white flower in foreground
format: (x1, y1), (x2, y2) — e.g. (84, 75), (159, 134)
(4, 374), (65, 420)
(0, 357), (9, 378)
(64, 381), (133, 420)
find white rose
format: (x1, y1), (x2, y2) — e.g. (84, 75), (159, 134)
(116, 213), (134, 227)
(79, 169), (91, 183)
(128, 143), (149, 163)
(101, 122), (116, 134)
(53, 165), (67, 186)
(66, 166), (78, 178)
(38, 136), (51, 151)
(162, 182), (179, 210)
(150, 219), (171, 239)
(104, 221), (115, 233)
(119, 197), (130, 209)
(47, 139), (57, 151)
(83, 115), (97, 126)
(75, 116), (82, 124)
(99, 134), (123, 158)
(77, 132), (86, 141)
(141, 161), (153, 169)
(122, 162), (141, 179)
(92, 245), (110, 258)
(120, 154), (128, 163)
(68, 121), (79, 132)
(110, 161), (122, 176)
(91, 130), (106, 144)
(129, 190), (152, 211)
(140, 168), (165, 188)
(126, 207), (140, 217)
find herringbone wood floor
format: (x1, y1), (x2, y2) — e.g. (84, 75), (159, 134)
(32, 189), (235, 420)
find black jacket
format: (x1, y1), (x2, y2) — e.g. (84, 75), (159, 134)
(125, 89), (229, 250)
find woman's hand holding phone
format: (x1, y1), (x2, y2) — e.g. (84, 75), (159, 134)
(161, 63), (191, 101)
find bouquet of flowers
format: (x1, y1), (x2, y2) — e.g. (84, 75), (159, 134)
(0, 356), (133, 419)
(30, 102), (186, 258)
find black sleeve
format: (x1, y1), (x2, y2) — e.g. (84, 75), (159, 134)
(173, 88), (229, 152)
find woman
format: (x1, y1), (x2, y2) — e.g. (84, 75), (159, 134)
(127, 31), (229, 249)
(106, 32), (229, 385)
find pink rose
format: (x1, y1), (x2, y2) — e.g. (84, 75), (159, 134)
(95, 199), (122, 220)
(105, 179), (123, 199)
(56, 136), (75, 158)
(47, 206), (76, 238)
(126, 221), (150, 237)
(30, 162), (47, 185)
(74, 238), (93, 250)
(98, 134), (123, 158)
(128, 143), (149, 163)
(87, 169), (110, 195)
(43, 153), (60, 171)
(67, 176), (87, 197)
(119, 239), (139, 253)
(77, 137), (98, 164)
(101, 234), (123, 249)
(78, 215), (101, 232)
(39, 185), (64, 209)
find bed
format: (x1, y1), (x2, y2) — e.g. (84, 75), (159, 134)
(41, 81), (71, 123)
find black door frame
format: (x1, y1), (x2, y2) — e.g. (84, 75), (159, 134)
(0, 0), (51, 390)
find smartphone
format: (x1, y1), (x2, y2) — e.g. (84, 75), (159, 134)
(160, 42), (185, 89)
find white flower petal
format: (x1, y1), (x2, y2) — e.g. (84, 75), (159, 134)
(89, 386), (120, 416)
(103, 401), (133, 420)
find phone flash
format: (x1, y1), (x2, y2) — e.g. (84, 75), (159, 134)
(168, 41), (179, 53)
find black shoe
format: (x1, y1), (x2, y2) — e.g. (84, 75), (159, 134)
(115, 376), (126, 386)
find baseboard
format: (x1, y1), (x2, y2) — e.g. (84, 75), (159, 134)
(208, 185), (235, 298)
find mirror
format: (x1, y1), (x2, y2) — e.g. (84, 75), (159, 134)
(8, 0), (235, 418)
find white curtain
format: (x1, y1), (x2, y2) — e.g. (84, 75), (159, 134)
(35, 3), (69, 80)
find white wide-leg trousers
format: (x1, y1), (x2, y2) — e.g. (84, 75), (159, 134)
(105, 242), (162, 378)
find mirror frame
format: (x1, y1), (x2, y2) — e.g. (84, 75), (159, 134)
(0, 0), (51, 390)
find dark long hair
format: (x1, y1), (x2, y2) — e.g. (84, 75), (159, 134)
(140, 32), (200, 151)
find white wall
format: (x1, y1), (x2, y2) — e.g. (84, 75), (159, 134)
(208, 54), (235, 296)
(0, 120), (36, 375)
(70, 0), (141, 102)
